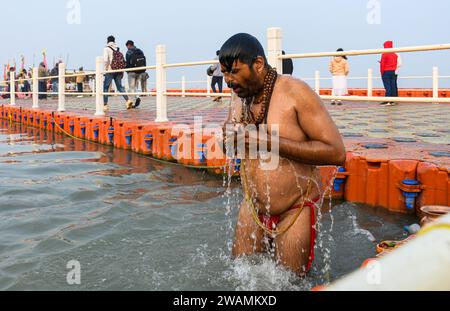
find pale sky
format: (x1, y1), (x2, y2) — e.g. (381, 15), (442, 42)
(1, 0), (449, 88)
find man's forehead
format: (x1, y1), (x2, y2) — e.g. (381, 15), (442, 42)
(220, 59), (247, 70)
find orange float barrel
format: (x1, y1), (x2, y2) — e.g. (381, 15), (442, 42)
(123, 123), (135, 150)
(86, 117), (106, 142)
(66, 115), (76, 136)
(54, 113), (66, 134)
(112, 120), (135, 150)
(332, 167), (349, 199)
(47, 112), (56, 131)
(343, 153), (367, 204)
(140, 124), (157, 155)
(131, 124), (144, 153)
(417, 162), (449, 208)
(153, 124), (175, 160)
(74, 116), (88, 139)
(99, 117), (114, 145)
(365, 159), (389, 208)
(32, 111), (40, 128)
(21, 108), (29, 125)
(388, 160), (419, 213)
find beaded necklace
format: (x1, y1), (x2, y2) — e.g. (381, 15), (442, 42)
(241, 67), (278, 126)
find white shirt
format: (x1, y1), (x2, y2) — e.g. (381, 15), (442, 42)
(103, 42), (118, 71)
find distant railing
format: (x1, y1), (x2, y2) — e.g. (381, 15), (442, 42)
(1, 27), (450, 122)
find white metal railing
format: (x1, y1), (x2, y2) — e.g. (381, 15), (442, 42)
(281, 44), (450, 59)
(2, 27), (450, 121)
(268, 27), (450, 102)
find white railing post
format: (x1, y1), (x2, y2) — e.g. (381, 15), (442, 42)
(95, 56), (105, 116)
(368, 68), (373, 97)
(155, 44), (168, 122)
(432, 66), (439, 99)
(315, 70), (320, 95)
(9, 71), (15, 106)
(182, 76), (186, 98)
(267, 27), (283, 74)
(32, 67), (39, 109)
(58, 62), (66, 112)
(207, 75), (211, 97)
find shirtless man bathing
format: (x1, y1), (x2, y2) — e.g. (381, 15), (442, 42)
(219, 33), (346, 276)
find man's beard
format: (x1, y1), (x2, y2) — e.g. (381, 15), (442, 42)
(228, 71), (262, 99)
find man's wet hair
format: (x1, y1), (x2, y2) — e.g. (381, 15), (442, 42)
(219, 33), (268, 72)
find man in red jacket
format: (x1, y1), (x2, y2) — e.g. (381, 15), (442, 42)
(380, 41), (402, 106)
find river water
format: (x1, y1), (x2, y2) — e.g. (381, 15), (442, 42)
(0, 121), (416, 290)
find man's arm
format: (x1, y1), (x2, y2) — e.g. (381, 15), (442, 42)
(103, 48), (110, 71)
(277, 81), (346, 166)
(396, 54), (402, 71)
(125, 52), (131, 69)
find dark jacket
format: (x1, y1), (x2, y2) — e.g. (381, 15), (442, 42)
(50, 66), (59, 83)
(126, 47), (144, 69)
(282, 58), (294, 75)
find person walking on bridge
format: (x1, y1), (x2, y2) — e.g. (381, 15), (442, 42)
(125, 40), (147, 108)
(103, 35), (133, 112)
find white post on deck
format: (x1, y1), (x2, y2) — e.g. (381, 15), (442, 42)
(32, 67), (39, 109)
(367, 68), (373, 97)
(206, 75), (211, 97)
(9, 71), (15, 106)
(58, 62), (66, 112)
(315, 70), (320, 95)
(432, 66), (439, 100)
(95, 56), (105, 116)
(267, 27), (283, 74)
(155, 45), (168, 122)
(181, 76), (186, 98)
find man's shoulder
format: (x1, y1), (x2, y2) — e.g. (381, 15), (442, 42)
(276, 75), (310, 93)
(275, 75), (319, 108)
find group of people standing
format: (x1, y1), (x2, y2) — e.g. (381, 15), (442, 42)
(207, 40), (402, 107)
(35, 61), (62, 100)
(328, 41), (402, 106)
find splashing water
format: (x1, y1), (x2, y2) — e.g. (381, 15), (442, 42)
(0, 121), (415, 290)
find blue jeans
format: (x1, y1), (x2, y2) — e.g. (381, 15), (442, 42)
(211, 76), (223, 93)
(103, 73), (129, 105)
(382, 70), (398, 97)
(52, 81), (58, 93)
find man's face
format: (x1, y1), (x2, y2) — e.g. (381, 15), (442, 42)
(221, 59), (261, 98)
(127, 44), (133, 50)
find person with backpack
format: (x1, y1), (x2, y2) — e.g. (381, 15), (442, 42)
(103, 35), (133, 112)
(125, 40), (146, 108)
(209, 50), (224, 102)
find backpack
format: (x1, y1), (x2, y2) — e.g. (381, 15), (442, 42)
(109, 46), (126, 70)
(129, 48), (147, 74)
(207, 65), (214, 77)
